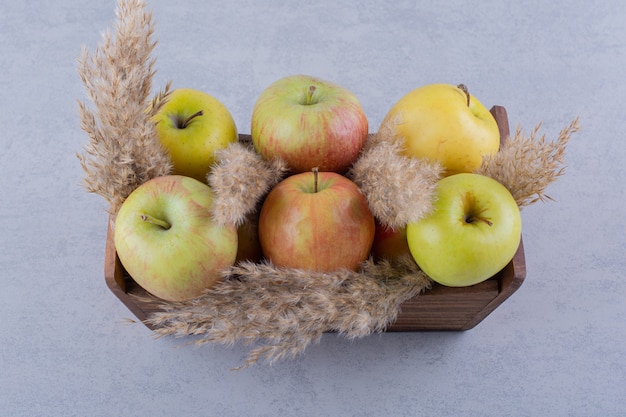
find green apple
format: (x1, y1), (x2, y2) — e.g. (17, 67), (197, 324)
(258, 169), (375, 272)
(114, 175), (238, 301)
(152, 88), (238, 183)
(380, 83), (500, 175)
(251, 74), (369, 173)
(406, 173), (521, 287)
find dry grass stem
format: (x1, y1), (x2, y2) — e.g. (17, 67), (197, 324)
(77, 0), (172, 213)
(145, 257), (431, 368)
(477, 118), (580, 207)
(350, 123), (443, 229)
(208, 143), (288, 226)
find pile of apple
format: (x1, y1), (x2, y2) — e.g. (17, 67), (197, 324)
(114, 75), (521, 302)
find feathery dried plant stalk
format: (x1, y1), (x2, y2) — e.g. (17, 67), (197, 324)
(476, 118), (580, 207)
(77, 0), (172, 213)
(350, 124), (443, 230)
(209, 142), (288, 226)
(145, 257), (431, 368)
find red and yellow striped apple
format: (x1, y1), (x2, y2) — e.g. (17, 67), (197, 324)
(258, 169), (375, 272)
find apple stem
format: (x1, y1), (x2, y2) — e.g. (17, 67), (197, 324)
(306, 85), (316, 105)
(141, 214), (171, 230)
(180, 110), (204, 129)
(465, 215), (493, 226)
(457, 84), (470, 107)
(312, 167), (319, 193)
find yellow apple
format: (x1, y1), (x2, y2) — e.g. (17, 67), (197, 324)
(152, 88), (238, 183)
(380, 83), (500, 175)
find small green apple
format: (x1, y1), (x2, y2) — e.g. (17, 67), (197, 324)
(152, 88), (238, 183)
(114, 175), (238, 301)
(258, 169), (375, 272)
(251, 74), (369, 173)
(406, 173), (521, 287)
(380, 83), (500, 175)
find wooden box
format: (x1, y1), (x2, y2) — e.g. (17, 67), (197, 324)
(104, 105), (526, 332)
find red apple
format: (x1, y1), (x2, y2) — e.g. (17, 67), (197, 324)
(152, 88), (238, 183)
(258, 169), (375, 271)
(251, 74), (369, 173)
(235, 213), (263, 264)
(371, 220), (412, 261)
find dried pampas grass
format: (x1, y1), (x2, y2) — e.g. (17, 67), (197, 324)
(77, 0), (172, 213)
(145, 256), (431, 368)
(349, 121), (443, 230)
(208, 142), (288, 226)
(476, 118), (580, 207)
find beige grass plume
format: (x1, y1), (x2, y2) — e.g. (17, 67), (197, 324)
(77, 0), (172, 213)
(349, 119), (443, 230)
(476, 118), (580, 207)
(208, 142), (288, 226)
(145, 257), (431, 369)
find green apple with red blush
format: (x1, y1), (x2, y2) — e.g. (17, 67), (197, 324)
(114, 175), (238, 301)
(251, 74), (369, 173)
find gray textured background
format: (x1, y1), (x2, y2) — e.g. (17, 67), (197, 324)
(2, 1), (624, 416)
